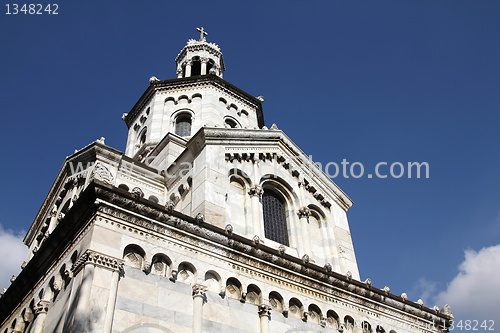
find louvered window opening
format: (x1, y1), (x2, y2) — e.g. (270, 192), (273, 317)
(262, 189), (289, 246)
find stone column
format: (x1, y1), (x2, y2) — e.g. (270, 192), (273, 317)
(67, 177), (79, 210)
(47, 208), (58, 233)
(297, 206), (312, 255)
(248, 185), (264, 237)
(258, 304), (271, 333)
(72, 261), (95, 331)
(192, 284), (207, 333)
(185, 60), (193, 77)
(176, 67), (183, 78)
(200, 57), (209, 75)
(31, 300), (50, 333)
(103, 263), (124, 333)
(12, 314), (26, 333)
(71, 250), (123, 332)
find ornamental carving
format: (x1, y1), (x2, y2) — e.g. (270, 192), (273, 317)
(88, 163), (114, 185)
(165, 200), (175, 213)
(225, 224), (233, 235)
(258, 304), (271, 318)
(72, 249), (124, 274)
(302, 254), (310, 264)
(131, 187), (144, 199)
(248, 185), (263, 198)
(297, 206), (311, 219)
(192, 284), (207, 298)
(195, 213), (205, 224)
(33, 300), (50, 315)
(143, 260), (151, 274)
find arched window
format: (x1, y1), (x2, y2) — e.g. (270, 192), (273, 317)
(206, 59), (215, 75)
(175, 115), (192, 137)
(225, 118), (238, 128)
(191, 57), (201, 76)
(123, 244), (145, 270)
(262, 189), (289, 246)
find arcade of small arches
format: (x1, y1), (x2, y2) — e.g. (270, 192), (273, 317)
(121, 243), (397, 333)
(4, 251), (80, 333)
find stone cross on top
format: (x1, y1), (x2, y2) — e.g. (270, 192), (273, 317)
(196, 27), (208, 41)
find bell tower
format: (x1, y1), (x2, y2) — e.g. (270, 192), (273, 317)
(122, 28), (263, 164)
(175, 27), (225, 78)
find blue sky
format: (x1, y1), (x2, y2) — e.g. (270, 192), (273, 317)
(1, 0), (499, 325)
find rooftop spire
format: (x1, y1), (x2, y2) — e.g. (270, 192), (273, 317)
(175, 28), (225, 79)
(196, 27), (208, 42)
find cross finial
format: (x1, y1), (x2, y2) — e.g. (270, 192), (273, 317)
(196, 27), (208, 41)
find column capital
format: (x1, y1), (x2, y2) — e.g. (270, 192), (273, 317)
(297, 206), (311, 218)
(200, 57), (209, 64)
(33, 300), (50, 315)
(192, 284), (207, 298)
(258, 304), (272, 318)
(72, 249), (124, 275)
(248, 185), (264, 198)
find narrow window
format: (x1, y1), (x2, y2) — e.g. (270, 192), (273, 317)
(139, 129), (147, 146)
(191, 58), (201, 76)
(262, 189), (289, 246)
(175, 115), (192, 137)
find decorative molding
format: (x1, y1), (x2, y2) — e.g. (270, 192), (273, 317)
(72, 249), (124, 274)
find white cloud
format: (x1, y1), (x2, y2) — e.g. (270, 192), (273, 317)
(412, 277), (437, 306)
(435, 245), (500, 324)
(0, 225), (28, 290)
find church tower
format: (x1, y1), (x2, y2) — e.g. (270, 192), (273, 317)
(0, 29), (453, 333)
